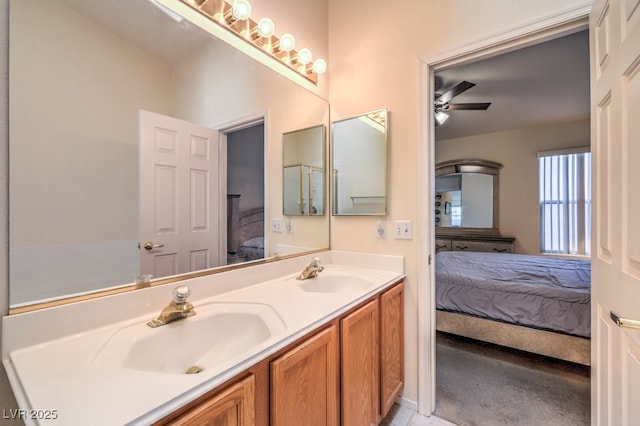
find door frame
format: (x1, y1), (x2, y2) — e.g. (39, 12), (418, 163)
(416, 5), (592, 415)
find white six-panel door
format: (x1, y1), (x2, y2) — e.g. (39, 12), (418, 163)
(139, 110), (220, 279)
(590, 0), (640, 424)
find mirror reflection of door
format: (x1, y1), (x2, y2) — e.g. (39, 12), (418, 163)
(139, 110), (221, 279)
(226, 122), (265, 264)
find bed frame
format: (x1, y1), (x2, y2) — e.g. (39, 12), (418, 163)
(436, 310), (591, 366)
(237, 207), (264, 244)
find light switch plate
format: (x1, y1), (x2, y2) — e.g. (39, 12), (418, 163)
(272, 218), (283, 233)
(393, 220), (413, 239)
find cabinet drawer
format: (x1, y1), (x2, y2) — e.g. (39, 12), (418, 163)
(451, 241), (513, 253)
(435, 239), (451, 252)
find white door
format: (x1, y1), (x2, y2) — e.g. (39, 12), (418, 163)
(590, 0), (640, 424)
(139, 110), (220, 279)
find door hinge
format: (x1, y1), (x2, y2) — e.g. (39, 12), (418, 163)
(428, 254), (432, 265)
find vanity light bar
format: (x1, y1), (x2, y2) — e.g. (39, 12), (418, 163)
(181, 0), (326, 85)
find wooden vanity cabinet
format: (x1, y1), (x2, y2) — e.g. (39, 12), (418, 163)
(341, 300), (380, 426)
(164, 374), (256, 426)
(156, 280), (404, 426)
(271, 325), (339, 425)
(380, 282), (405, 418)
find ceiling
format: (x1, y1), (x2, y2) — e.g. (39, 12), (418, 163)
(434, 30), (590, 141)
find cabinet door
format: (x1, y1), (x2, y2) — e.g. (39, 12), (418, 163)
(341, 299), (379, 426)
(271, 325), (339, 426)
(380, 282), (405, 417)
(167, 374), (255, 426)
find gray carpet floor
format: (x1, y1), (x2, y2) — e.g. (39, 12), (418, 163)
(434, 332), (591, 426)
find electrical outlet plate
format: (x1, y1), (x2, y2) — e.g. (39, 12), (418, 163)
(272, 218), (283, 233)
(377, 219), (386, 238)
(394, 220), (413, 240)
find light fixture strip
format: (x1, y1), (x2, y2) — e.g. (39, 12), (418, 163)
(181, 0), (321, 84)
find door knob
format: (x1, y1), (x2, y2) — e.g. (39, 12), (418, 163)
(142, 241), (164, 250)
(610, 311), (640, 330)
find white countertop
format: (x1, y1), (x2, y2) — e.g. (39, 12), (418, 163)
(2, 251), (404, 425)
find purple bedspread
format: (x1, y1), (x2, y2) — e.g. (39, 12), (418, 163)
(436, 251), (591, 337)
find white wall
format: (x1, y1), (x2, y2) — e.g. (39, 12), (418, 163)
(436, 119), (590, 254)
(0, 0), (20, 419)
(328, 0), (591, 406)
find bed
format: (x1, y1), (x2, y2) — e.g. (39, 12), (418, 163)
(436, 251), (591, 365)
(236, 207), (265, 261)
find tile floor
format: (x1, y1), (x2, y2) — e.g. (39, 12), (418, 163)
(381, 404), (456, 426)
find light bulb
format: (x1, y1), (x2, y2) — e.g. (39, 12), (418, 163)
(312, 58), (327, 74)
(435, 111), (449, 125)
(257, 18), (275, 38)
(279, 33), (296, 52)
(232, 0), (251, 20)
(297, 48), (312, 65)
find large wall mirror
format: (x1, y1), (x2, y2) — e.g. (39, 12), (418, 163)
(9, 0), (330, 310)
(435, 159), (502, 234)
(283, 125), (326, 216)
(332, 110), (388, 215)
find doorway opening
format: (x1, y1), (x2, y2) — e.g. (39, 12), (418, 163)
(416, 7), (591, 417)
(224, 121), (265, 265)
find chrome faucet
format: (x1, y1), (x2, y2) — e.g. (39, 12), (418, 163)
(297, 257), (324, 280)
(147, 286), (196, 328)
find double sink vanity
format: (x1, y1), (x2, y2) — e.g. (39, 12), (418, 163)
(2, 251), (405, 425)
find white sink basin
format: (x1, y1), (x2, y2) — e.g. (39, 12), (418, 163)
(297, 271), (376, 293)
(93, 302), (286, 375)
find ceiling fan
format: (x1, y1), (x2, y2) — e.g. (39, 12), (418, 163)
(434, 81), (491, 125)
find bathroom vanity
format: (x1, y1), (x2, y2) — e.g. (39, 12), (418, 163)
(2, 251), (404, 425)
(159, 280), (404, 425)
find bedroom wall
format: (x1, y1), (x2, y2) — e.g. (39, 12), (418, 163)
(227, 124), (265, 213)
(436, 118), (590, 255)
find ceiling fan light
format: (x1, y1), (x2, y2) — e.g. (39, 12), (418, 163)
(435, 111), (449, 125)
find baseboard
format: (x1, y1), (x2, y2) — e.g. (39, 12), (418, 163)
(395, 395), (418, 412)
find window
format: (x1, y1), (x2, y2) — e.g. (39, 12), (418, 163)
(538, 149), (591, 255)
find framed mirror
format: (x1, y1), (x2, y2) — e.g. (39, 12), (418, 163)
(435, 159), (502, 233)
(332, 109), (388, 216)
(9, 0), (329, 310)
(283, 125), (326, 216)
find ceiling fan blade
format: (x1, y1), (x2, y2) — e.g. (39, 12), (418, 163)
(436, 81), (476, 104)
(444, 102), (491, 111)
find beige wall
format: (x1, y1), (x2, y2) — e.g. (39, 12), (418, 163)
(436, 119), (590, 255)
(328, 0), (591, 405)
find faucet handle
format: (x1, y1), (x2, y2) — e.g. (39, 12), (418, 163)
(172, 286), (191, 304)
(310, 257), (321, 267)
